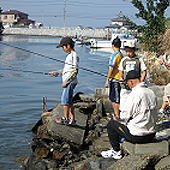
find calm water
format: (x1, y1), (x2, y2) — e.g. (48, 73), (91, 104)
(0, 35), (114, 169)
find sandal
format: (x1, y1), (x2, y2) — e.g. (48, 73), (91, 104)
(54, 117), (69, 125)
(106, 113), (113, 120)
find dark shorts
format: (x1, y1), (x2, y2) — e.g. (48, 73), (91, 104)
(109, 82), (121, 103)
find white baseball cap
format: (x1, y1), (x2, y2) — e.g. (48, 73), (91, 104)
(124, 40), (137, 48)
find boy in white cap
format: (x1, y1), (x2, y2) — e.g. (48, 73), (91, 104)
(118, 40), (147, 112)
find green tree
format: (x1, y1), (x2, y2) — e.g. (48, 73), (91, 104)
(125, 0), (170, 54)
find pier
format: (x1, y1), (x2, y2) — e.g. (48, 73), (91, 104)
(2, 27), (108, 39)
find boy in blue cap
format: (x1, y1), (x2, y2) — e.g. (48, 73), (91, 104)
(49, 37), (79, 125)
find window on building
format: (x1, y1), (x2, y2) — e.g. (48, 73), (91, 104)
(11, 16), (13, 19)
(4, 15), (7, 19)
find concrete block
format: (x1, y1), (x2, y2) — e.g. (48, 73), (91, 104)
(121, 141), (135, 155)
(122, 140), (169, 159)
(102, 99), (114, 114)
(96, 99), (103, 117)
(95, 88), (109, 97)
(135, 140), (169, 158)
(108, 155), (151, 170)
(79, 94), (96, 102)
(155, 155), (170, 170)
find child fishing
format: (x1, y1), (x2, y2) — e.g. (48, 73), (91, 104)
(49, 37), (79, 125)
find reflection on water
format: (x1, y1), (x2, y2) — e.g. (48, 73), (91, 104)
(0, 72), (23, 78)
(2, 35), (60, 44)
(0, 48), (30, 62)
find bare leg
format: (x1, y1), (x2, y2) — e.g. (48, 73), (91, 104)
(69, 105), (75, 120)
(112, 102), (120, 118)
(161, 101), (168, 110)
(63, 105), (69, 120)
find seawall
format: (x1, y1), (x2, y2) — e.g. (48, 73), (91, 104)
(2, 28), (108, 39)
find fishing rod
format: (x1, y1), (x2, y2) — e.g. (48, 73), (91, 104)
(1, 67), (49, 75)
(0, 42), (107, 77)
(154, 56), (170, 70)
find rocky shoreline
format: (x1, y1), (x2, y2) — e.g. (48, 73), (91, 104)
(137, 51), (170, 85)
(16, 86), (170, 170)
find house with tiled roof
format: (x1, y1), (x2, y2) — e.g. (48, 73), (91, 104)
(105, 17), (130, 30)
(0, 10), (35, 27)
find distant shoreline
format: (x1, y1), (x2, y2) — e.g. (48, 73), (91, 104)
(2, 27), (108, 39)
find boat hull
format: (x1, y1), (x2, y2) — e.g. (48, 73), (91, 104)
(90, 33), (137, 49)
(90, 40), (112, 48)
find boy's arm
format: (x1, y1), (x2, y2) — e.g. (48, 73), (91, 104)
(119, 70), (124, 81)
(140, 70), (147, 82)
(105, 66), (114, 87)
(49, 69), (63, 77)
(64, 68), (78, 85)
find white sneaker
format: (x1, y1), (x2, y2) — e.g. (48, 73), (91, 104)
(101, 148), (122, 159)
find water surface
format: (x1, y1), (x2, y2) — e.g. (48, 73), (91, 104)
(0, 35), (113, 169)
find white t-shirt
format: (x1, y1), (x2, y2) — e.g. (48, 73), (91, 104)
(62, 52), (79, 84)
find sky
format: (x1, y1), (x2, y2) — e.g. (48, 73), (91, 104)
(1, 0), (170, 29)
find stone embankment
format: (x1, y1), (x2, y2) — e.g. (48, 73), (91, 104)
(19, 85), (170, 170)
(2, 28), (107, 39)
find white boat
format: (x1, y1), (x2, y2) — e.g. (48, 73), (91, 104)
(90, 33), (137, 49)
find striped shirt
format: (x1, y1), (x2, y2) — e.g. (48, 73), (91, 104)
(109, 52), (123, 82)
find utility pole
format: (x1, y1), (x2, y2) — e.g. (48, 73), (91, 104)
(63, 0), (66, 29)
(41, 10), (44, 26)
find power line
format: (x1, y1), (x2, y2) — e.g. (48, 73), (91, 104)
(1, 1), (133, 7)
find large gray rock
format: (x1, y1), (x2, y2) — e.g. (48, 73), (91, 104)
(155, 155), (170, 170)
(107, 155), (153, 170)
(95, 88), (114, 115)
(122, 140), (169, 159)
(48, 103), (88, 146)
(148, 85), (165, 109)
(23, 155), (48, 170)
(89, 132), (112, 156)
(68, 157), (117, 170)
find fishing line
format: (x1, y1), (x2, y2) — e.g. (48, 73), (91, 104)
(0, 42), (107, 77)
(0, 67), (48, 75)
